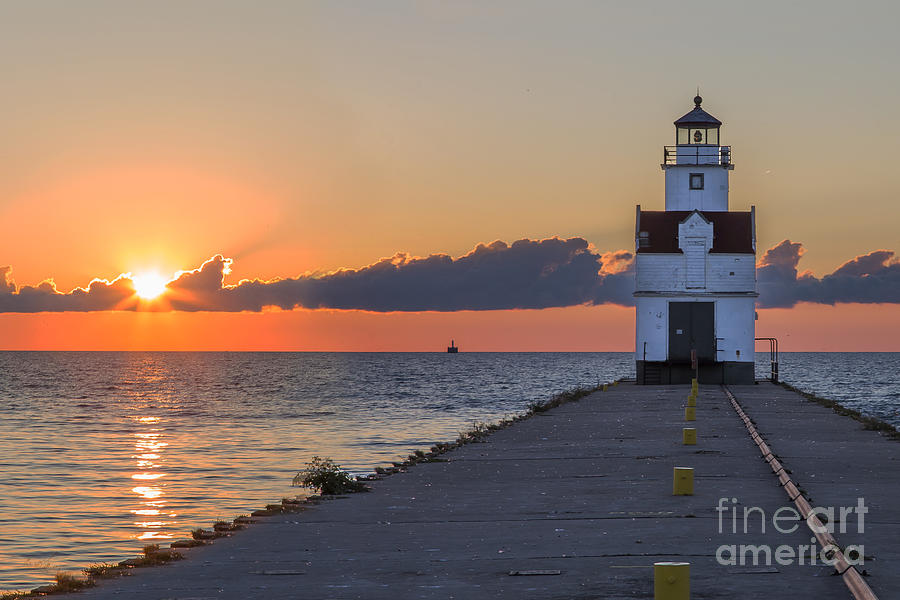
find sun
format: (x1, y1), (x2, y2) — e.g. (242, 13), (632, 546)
(131, 272), (169, 300)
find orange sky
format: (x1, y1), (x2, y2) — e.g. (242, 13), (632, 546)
(0, 303), (897, 352)
(1, 2), (898, 351)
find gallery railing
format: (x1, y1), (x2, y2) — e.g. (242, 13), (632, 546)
(663, 145), (732, 166)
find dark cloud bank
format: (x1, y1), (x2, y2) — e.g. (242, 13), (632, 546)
(756, 240), (900, 308)
(1, 238), (898, 313)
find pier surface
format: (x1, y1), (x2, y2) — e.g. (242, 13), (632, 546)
(79, 383), (897, 599)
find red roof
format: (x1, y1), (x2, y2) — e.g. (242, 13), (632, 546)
(636, 210), (754, 254)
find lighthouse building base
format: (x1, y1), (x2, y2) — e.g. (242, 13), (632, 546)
(636, 360), (755, 385)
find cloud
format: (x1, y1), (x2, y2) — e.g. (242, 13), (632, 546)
(0, 269), (137, 313)
(2, 237), (898, 313)
(166, 238), (634, 312)
(1, 266), (15, 295)
(757, 240), (900, 307)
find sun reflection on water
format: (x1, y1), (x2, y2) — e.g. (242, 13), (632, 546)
(130, 417), (173, 541)
(137, 531), (173, 541)
(131, 486), (163, 499)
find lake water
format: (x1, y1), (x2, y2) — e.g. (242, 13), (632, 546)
(0, 351), (629, 590)
(1, 351), (897, 591)
(754, 352), (900, 424)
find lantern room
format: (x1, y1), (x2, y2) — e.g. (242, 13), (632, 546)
(674, 95), (721, 145)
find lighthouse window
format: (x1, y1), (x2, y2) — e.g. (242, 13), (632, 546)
(688, 128), (710, 144)
(677, 127), (720, 145)
(689, 173), (704, 190)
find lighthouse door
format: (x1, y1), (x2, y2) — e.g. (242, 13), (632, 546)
(668, 302), (715, 363)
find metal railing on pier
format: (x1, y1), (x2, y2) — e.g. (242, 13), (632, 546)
(755, 337), (779, 383)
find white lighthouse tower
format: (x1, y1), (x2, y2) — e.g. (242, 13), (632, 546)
(634, 95), (757, 384)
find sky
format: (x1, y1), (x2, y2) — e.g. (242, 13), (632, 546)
(0, 1), (898, 351)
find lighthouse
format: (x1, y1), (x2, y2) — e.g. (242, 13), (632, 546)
(634, 95), (757, 384)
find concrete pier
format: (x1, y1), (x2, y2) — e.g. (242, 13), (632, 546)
(78, 382), (897, 599)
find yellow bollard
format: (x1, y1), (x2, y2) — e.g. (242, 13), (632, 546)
(672, 467), (694, 495)
(613, 380), (619, 386)
(654, 562), (690, 600)
(691, 378), (698, 393)
(602, 383), (608, 392)
(684, 406), (696, 421)
(682, 428), (697, 445)
(686, 394), (696, 407)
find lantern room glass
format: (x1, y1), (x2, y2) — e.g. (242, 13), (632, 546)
(676, 126), (719, 145)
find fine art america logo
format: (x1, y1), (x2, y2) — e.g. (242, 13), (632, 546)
(715, 497), (867, 566)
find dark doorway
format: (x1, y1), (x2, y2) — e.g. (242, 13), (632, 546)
(668, 302), (715, 363)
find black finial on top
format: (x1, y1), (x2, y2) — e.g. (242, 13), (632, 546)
(674, 89), (721, 127)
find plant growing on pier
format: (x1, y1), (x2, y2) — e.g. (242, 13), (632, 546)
(292, 456), (368, 495)
(527, 385), (597, 414)
(83, 562), (127, 579)
(457, 421), (491, 444)
(48, 572), (95, 593)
